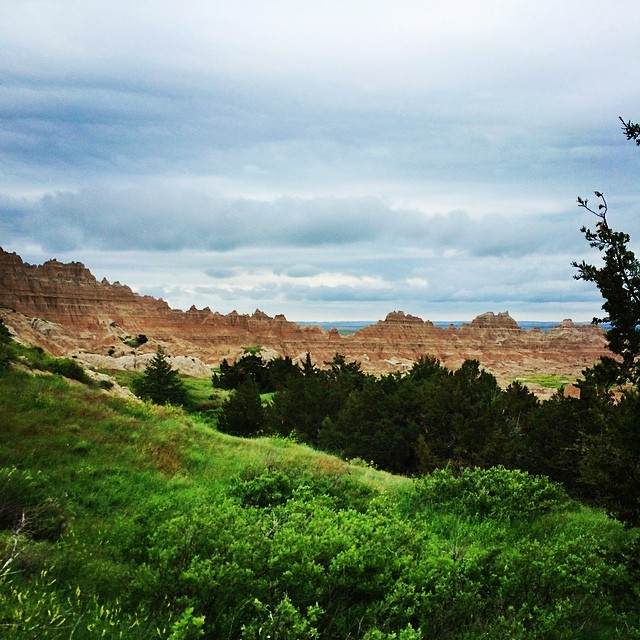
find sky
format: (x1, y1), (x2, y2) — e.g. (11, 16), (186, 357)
(1, 1), (640, 322)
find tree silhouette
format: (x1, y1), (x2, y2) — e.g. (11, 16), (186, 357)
(573, 192), (640, 385)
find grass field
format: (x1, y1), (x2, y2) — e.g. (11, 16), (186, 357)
(514, 374), (575, 389)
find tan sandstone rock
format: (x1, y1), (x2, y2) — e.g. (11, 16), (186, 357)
(0, 248), (610, 389)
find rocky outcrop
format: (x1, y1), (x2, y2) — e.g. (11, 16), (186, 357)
(0, 248), (611, 390)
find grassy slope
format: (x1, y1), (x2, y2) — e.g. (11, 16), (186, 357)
(1, 364), (639, 638)
(0, 367), (406, 509)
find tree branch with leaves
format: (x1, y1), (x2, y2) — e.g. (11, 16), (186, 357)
(573, 121), (640, 386)
(620, 115), (640, 146)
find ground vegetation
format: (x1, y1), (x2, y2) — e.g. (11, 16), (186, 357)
(1, 346), (639, 638)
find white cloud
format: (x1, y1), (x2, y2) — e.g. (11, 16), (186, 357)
(1, 0), (639, 321)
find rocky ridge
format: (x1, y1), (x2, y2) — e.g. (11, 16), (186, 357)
(0, 248), (609, 391)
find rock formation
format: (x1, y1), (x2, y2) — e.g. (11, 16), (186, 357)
(0, 247), (610, 392)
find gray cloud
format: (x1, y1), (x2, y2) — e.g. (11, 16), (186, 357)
(1, 187), (588, 259)
(1, 1), (639, 321)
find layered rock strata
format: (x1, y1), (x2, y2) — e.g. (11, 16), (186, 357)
(0, 248), (610, 390)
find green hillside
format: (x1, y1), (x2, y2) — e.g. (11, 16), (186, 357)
(1, 356), (639, 638)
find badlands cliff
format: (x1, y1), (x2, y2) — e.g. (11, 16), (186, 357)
(0, 247), (609, 388)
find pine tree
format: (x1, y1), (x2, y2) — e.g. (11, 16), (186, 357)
(132, 347), (189, 406)
(0, 318), (15, 369)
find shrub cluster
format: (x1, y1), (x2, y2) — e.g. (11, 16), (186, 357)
(127, 467), (638, 639)
(216, 352), (640, 525)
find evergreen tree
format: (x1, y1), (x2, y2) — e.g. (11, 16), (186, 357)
(266, 355), (301, 389)
(301, 352), (318, 377)
(212, 351), (273, 391)
(132, 348), (189, 406)
(217, 376), (264, 437)
(620, 115), (640, 146)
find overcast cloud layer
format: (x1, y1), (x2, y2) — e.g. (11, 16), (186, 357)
(1, 1), (639, 321)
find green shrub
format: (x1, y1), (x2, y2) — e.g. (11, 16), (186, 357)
(241, 597), (322, 639)
(412, 465), (573, 521)
(232, 469), (295, 507)
(122, 334), (148, 348)
(231, 467), (375, 511)
(45, 357), (91, 383)
(0, 318), (16, 370)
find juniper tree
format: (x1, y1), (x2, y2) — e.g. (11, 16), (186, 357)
(572, 118), (640, 386)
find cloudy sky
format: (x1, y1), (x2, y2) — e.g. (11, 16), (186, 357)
(1, 1), (639, 322)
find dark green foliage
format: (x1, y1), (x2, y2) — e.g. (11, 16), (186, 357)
(0, 318), (12, 344)
(620, 116), (640, 145)
(44, 356), (91, 383)
(406, 354), (449, 383)
(0, 318), (15, 370)
(0, 467), (66, 540)
(324, 352), (369, 390)
(568, 122), (640, 523)
(213, 352), (300, 392)
(267, 354), (302, 389)
(519, 391), (582, 487)
(267, 368), (347, 445)
(0, 332), (92, 383)
(311, 356), (520, 475)
(301, 351), (317, 376)
(217, 376), (264, 437)
(213, 352), (269, 390)
(319, 374), (425, 474)
(579, 389), (640, 525)
(132, 347), (190, 406)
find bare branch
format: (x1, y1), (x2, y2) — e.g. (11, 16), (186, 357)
(577, 192), (608, 228)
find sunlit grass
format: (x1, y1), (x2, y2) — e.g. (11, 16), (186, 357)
(515, 374), (575, 389)
(0, 366), (408, 522)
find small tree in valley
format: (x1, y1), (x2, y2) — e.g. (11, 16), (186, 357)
(132, 347), (190, 406)
(0, 318), (15, 370)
